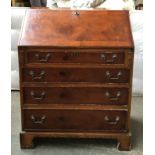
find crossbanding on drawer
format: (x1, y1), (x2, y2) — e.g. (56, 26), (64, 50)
(26, 50), (125, 64)
(23, 109), (128, 132)
(22, 68), (130, 83)
(23, 87), (129, 105)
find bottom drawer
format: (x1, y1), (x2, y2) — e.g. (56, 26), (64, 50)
(23, 109), (128, 132)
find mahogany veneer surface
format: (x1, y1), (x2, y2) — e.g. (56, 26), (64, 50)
(19, 9), (134, 48)
(18, 9), (134, 150)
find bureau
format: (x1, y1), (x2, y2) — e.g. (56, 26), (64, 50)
(18, 9), (134, 150)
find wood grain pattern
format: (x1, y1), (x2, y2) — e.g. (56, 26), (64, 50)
(26, 50), (125, 64)
(18, 9), (134, 49)
(18, 9), (134, 150)
(22, 68), (130, 83)
(23, 86), (129, 105)
(23, 109), (128, 132)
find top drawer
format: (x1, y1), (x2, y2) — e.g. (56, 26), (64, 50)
(25, 49), (125, 65)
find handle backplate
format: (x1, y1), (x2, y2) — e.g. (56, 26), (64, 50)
(104, 115), (120, 125)
(29, 70), (45, 80)
(30, 91), (46, 101)
(106, 71), (122, 80)
(31, 115), (46, 124)
(35, 53), (51, 62)
(105, 91), (121, 101)
(101, 54), (117, 63)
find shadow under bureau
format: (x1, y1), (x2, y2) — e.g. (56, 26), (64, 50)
(18, 9), (134, 151)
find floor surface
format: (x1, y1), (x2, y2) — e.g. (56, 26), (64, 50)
(11, 91), (143, 155)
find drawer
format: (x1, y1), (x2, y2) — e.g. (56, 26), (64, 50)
(23, 109), (128, 132)
(22, 68), (130, 83)
(23, 87), (129, 105)
(26, 50), (125, 64)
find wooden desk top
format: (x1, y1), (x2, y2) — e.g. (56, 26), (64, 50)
(19, 9), (134, 49)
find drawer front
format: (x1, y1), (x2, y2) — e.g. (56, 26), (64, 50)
(23, 87), (129, 105)
(23, 109), (128, 132)
(26, 50), (125, 64)
(22, 68), (130, 83)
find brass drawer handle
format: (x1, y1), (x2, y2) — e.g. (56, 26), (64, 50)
(29, 70), (45, 80)
(104, 115), (120, 125)
(31, 115), (46, 124)
(106, 71), (122, 80)
(30, 91), (46, 101)
(35, 53), (51, 62)
(105, 91), (121, 101)
(101, 54), (117, 63)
